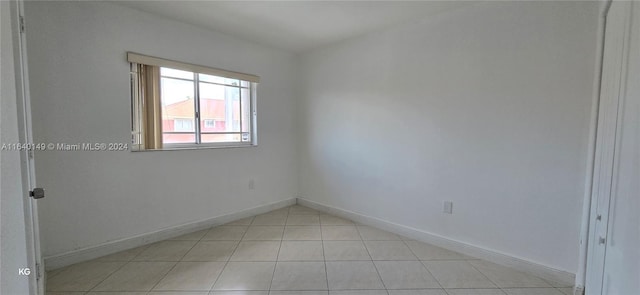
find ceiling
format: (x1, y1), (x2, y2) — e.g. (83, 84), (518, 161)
(114, 1), (471, 53)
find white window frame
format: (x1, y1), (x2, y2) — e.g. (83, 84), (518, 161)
(129, 53), (258, 151)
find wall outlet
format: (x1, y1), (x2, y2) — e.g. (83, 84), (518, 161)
(443, 201), (453, 214)
(248, 179), (255, 190)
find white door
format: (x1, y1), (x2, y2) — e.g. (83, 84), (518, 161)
(11, 0), (45, 294)
(598, 1), (640, 294)
(585, 1), (639, 294)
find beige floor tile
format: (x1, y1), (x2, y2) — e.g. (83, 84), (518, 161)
(230, 241), (281, 261)
(242, 226), (284, 240)
(469, 261), (551, 288)
(330, 291), (387, 295)
(283, 226), (322, 240)
(46, 261), (125, 291)
(557, 288), (574, 295)
(133, 240), (197, 261)
(269, 207), (292, 215)
(226, 217), (255, 226)
(387, 290), (447, 295)
(323, 241), (370, 261)
(289, 205), (319, 215)
(92, 261), (175, 291)
(170, 229), (209, 241)
(46, 268), (66, 279)
(95, 246), (149, 262)
(404, 241), (469, 260)
(502, 288), (565, 295)
(182, 241), (238, 261)
(543, 279), (574, 288)
(422, 260), (496, 288)
(252, 213), (288, 225)
(326, 261), (384, 290)
(211, 291), (268, 295)
(212, 262), (276, 291)
(365, 241), (417, 260)
(203, 226), (248, 240)
(321, 226), (361, 240)
(278, 241), (324, 261)
(445, 289), (506, 295)
(272, 291), (327, 295)
(286, 214), (320, 225)
(153, 261), (225, 291)
(86, 292), (148, 295)
(320, 215), (354, 225)
(357, 226), (401, 241)
(47, 209), (572, 294)
(271, 261), (328, 290)
(374, 261), (440, 289)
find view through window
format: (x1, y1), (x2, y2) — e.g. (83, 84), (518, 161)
(129, 53), (258, 150)
(160, 67), (252, 145)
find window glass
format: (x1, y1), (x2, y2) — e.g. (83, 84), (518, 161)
(160, 76), (195, 144)
(131, 61), (256, 150)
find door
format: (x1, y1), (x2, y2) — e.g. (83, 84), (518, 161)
(10, 0), (45, 294)
(585, 1), (639, 294)
(597, 1), (640, 294)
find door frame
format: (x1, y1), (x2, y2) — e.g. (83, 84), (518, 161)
(584, 1), (633, 294)
(10, 0), (44, 294)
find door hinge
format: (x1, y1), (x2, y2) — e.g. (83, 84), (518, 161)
(19, 15), (25, 33)
(35, 263), (41, 280)
(599, 236), (606, 245)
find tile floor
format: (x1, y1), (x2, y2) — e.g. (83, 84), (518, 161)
(46, 205), (574, 295)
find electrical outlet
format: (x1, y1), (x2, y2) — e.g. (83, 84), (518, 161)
(443, 201), (453, 214)
(248, 179), (255, 190)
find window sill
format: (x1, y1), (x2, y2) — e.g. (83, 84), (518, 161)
(131, 143), (256, 152)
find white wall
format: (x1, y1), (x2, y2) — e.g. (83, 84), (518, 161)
(1, 1), (31, 293)
(602, 2), (640, 293)
(299, 1), (598, 273)
(24, 1), (299, 258)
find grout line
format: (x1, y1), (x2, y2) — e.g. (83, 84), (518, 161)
(267, 206), (289, 292)
(79, 242), (155, 292)
(400, 238), (445, 291)
(44, 267), (67, 281)
(70, 245), (155, 294)
(148, 228), (210, 292)
(49, 206), (557, 294)
(466, 258), (502, 291)
(83, 256), (137, 292)
(357, 225), (389, 294)
(320, 208), (330, 292)
(188, 226), (226, 292)
(207, 217), (252, 293)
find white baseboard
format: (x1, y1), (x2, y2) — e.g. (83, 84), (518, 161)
(297, 197), (575, 287)
(44, 198), (296, 270)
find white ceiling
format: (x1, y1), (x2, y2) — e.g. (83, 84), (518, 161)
(114, 1), (471, 53)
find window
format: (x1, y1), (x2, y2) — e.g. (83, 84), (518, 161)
(173, 119), (194, 132)
(203, 119), (216, 128)
(129, 53), (259, 150)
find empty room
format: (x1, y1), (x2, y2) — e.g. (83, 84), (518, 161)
(1, 1), (638, 295)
